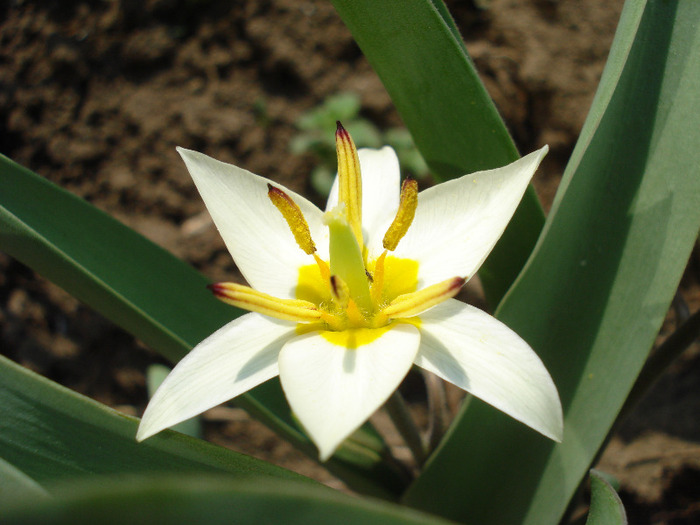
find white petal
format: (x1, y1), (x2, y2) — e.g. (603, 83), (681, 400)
(278, 323), (420, 460)
(414, 299), (563, 441)
(177, 148), (328, 298)
(137, 313), (295, 441)
(389, 147), (548, 287)
(326, 147), (401, 249)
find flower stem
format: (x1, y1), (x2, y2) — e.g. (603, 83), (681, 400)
(423, 370), (448, 454)
(385, 389), (426, 467)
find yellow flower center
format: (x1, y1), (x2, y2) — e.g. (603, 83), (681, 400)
(295, 254), (419, 328)
(209, 122), (464, 343)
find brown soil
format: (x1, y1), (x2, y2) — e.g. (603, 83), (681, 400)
(2, 1), (699, 523)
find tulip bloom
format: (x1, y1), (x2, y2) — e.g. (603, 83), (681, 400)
(137, 124), (563, 461)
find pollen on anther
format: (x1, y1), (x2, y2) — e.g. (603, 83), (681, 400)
(383, 178), (418, 251)
(267, 184), (316, 255)
(335, 121), (363, 247)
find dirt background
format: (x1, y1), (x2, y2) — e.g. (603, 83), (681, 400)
(1, 0), (699, 523)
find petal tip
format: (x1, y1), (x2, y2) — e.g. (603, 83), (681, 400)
(135, 422), (154, 442)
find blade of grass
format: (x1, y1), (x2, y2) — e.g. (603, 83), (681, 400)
(585, 471), (627, 525)
(0, 354), (308, 487)
(0, 475), (456, 525)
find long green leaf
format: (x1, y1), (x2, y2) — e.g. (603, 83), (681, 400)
(0, 157), (405, 498)
(586, 471), (627, 525)
(331, 0), (545, 306)
(0, 354), (306, 487)
(0, 475), (456, 525)
(0, 457), (49, 504)
(405, 0), (700, 522)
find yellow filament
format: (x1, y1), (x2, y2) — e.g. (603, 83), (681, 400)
(371, 250), (387, 306)
(345, 299), (366, 327)
(313, 253), (330, 284)
(335, 122), (363, 248)
(383, 178), (418, 251)
(382, 276), (466, 319)
(267, 184), (316, 255)
(210, 282), (321, 322)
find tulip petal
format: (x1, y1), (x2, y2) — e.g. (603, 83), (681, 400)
(327, 147), (401, 248)
(177, 148), (328, 299)
(137, 313), (295, 441)
(388, 147), (548, 287)
(278, 323), (420, 460)
(415, 299), (563, 441)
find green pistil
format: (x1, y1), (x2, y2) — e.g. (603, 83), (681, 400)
(324, 206), (372, 314)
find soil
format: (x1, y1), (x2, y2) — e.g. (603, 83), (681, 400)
(1, 0), (699, 523)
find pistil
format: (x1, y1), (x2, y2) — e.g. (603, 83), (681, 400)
(325, 206), (373, 314)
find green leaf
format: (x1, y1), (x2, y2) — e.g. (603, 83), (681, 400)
(586, 470), (627, 525)
(0, 156), (406, 498)
(405, 0), (700, 522)
(331, 0), (545, 305)
(0, 354), (307, 487)
(0, 475), (456, 525)
(0, 457), (49, 505)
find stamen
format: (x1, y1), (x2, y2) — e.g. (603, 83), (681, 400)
(371, 250), (387, 306)
(383, 178), (418, 251)
(345, 299), (366, 327)
(313, 253), (331, 283)
(335, 121), (363, 248)
(209, 282), (321, 322)
(381, 277), (466, 319)
(330, 275), (350, 309)
(267, 184), (316, 255)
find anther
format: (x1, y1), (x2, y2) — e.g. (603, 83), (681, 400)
(267, 184), (316, 255)
(330, 275), (350, 310)
(209, 282), (322, 323)
(382, 276), (466, 319)
(383, 178), (418, 251)
(335, 121), (363, 248)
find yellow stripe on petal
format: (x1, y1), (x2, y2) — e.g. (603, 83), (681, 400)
(383, 178), (418, 251)
(335, 121), (363, 248)
(209, 282), (321, 322)
(321, 324), (394, 349)
(382, 277), (465, 319)
(267, 184), (316, 255)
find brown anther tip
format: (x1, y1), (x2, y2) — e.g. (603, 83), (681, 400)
(453, 277), (467, 289)
(207, 283), (224, 295)
(329, 275), (339, 295)
(336, 121), (349, 137)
